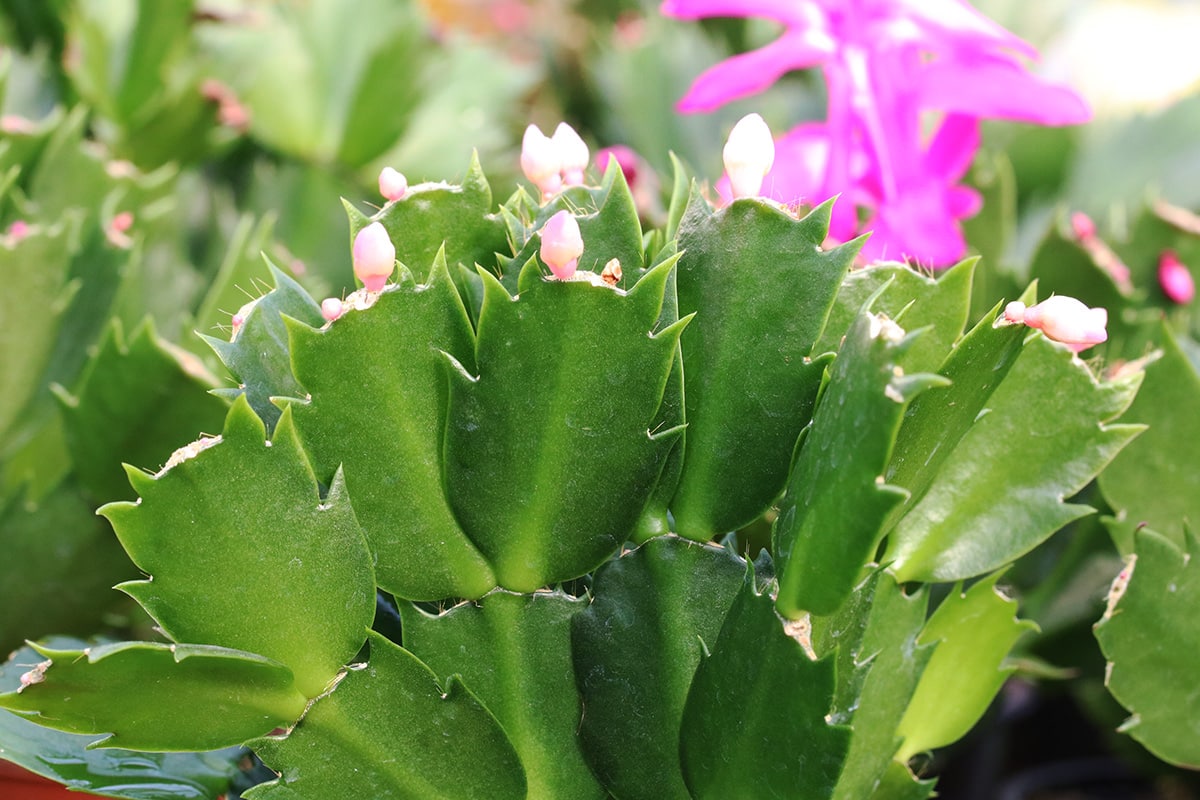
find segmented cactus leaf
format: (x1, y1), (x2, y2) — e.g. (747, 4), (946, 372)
(56, 318), (228, 504)
(679, 575), (851, 800)
(670, 194), (858, 540)
(811, 571), (933, 800)
(885, 330), (1144, 583)
(247, 631), (526, 800)
(0, 641), (240, 800)
(444, 258), (684, 591)
(1098, 325), (1200, 553)
(401, 590), (604, 800)
(285, 252), (496, 601)
(203, 262), (324, 433)
(100, 397), (375, 697)
(895, 572), (1036, 761)
(0, 640), (307, 752)
(572, 536), (747, 800)
(814, 258), (975, 373)
(1094, 528), (1200, 768)
(774, 310), (947, 618)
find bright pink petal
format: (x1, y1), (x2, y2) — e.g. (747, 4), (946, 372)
(919, 56), (1092, 125)
(925, 113), (980, 182)
(885, 0), (1037, 59)
(677, 30), (834, 111)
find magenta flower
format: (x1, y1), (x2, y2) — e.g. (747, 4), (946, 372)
(663, 0), (1091, 265)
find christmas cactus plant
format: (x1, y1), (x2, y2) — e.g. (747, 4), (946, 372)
(0, 116), (1192, 800)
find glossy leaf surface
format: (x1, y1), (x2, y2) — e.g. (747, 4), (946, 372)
(572, 536), (747, 800)
(811, 571), (932, 800)
(401, 591), (603, 799)
(100, 397), (375, 697)
(775, 312), (946, 617)
(0, 639), (241, 799)
(670, 195), (857, 539)
(0, 641), (306, 752)
(444, 261), (684, 591)
(55, 318), (228, 503)
(680, 577), (850, 799)
(896, 573), (1036, 761)
(286, 253), (494, 600)
(886, 333), (1143, 582)
(1094, 529), (1200, 768)
(203, 263), (324, 433)
(248, 631), (526, 800)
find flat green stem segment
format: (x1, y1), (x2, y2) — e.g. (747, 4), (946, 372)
(670, 195), (857, 540)
(0, 641), (306, 752)
(444, 260), (683, 592)
(56, 318), (229, 503)
(885, 331), (1144, 583)
(0, 219), (77, 445)
(869, 762), (936, 800)
(1094, 529), (1200, 768)
(0, 641), (238, 799)
(572, 536), (747, 800)
(774, 311), (946, 617)
(815, 259), (976, 375)
(248, 631), (526, 800)
(401, 591), (603, 800)
(882, 295), (1031, 536)
(680, 576), (850, 800)
(810, 571), (932, 800)
(203, 263), (325, 433)
(286, 253), (495, 600)
(100, 397), (376, 698)
(896, 573), (1036, 761)
(1098, 325), (1200, 552)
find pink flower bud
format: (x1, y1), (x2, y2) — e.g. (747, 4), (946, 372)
(1070, 211), (1096, 242)
(1158, 250), (1195, 305)
(723, 113), (775, 199)
(553, 122), (589, 186)
(540, 210), (583, 280)
(231, 298), (260, 340)
(520, 124), (562, 198)
(352, 222), (395, 292)
(321, 297), (344, 322)
(378, 167), (408, 202)
(1020, 295), (1108, 352)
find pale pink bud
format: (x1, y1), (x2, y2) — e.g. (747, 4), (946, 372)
(352, 222), (395, 292)
(1070, 212), (1096, 241)
(111, 211), (134, 233)
(1021, 296), (1108, 352)
(378, 167), (408, 202)
(1003, 300), (1026, 323)
(553, 122), (589, 186)
(520, 124), (562, 197)
(1158, 250), (1194, 305)
(321, 297), (344, 322)
(540, 210), (583, 280)
(723, 113), (775, 200)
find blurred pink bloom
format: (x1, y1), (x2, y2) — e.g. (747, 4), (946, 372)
(595, 145), (640, 187)
(662, 0), (1091, 266)
(1158, 250), (1195, 305)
